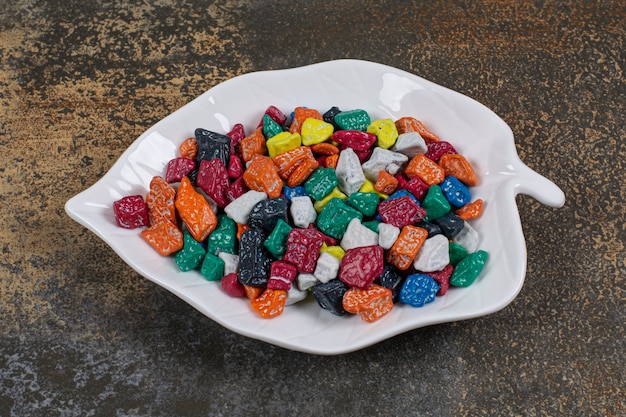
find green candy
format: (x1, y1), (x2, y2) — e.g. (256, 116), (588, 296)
(262, 114), (283, 139)
(264, 218), (293, 258)
(449, 250), (488, 287)
(422, 185), (451, 221)
(347, 192), (379, 217)
(334, 109), (371, 131)
(362, 220), (381, 233)
(448, 241), (468, 266)
(207, 215), (237, 255)
(317, 198), (363, 239)
(200, 252), (225, 281)
(304, 167), (338, 201)
(175, 231), (206, 272)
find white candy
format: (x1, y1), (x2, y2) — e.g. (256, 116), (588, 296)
(377, 222), (400, 250)
(218, 252), (239, 275)
(385, 162), (402, 176)
(297, 273), (319, 291)
(224, 190), (267, 224)
(335, 148), (366, 196)
(361, 147), (409, 182)
(340, 218), (378, 250)
(285, 285), (308, 305)
(290, 196), (317, 228)
(391, 132), (428, 158)
(454, 222), (479, 253)
(313, 252), (341, 283)
(413, 234), (450, 272)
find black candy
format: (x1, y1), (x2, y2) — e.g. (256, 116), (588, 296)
(323, 106), (342, 130)
(247, 198), (289, 232)
(431, 212), (464, 239)
(416, 220), (443, 238)
(195, 128), (231, 167)
(238, 229), (272, 287)
(311, 279), (350, 316)
(376, 264), (405, 303)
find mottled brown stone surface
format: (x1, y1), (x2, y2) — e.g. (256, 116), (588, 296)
(0, 1), (624, 416)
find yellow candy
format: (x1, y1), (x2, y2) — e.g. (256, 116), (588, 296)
(301, 118), (334, 146)
(313, 187), (347, 212)
(266, 132), (302, 158)
(320, 243), (345, 260)
(367, 118), (398, 149)
(359, 179), (389, 200)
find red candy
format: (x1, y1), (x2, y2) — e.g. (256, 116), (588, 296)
(339, 245), (384, 290)
(165, 157), (196, 183)
(425, 264), (454, 296)
(267, 261), (297, 290)
(113, 195), (149, 229)
(196, 158), (230, 208)
(424, 140), (457, 162)
(221, 272), (246, 297)
(332, 130), (377, 151)
(283, 228), (324, 273)
(377, 195), (426, 228)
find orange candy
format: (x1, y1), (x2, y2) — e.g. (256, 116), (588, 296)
(325, 153), (339, 169)
(342, 284), (394, 323)
(438, 153), (478, 186)
(146, 176), (177, 226)
(243, 284), (263, 300)
(374, 170), (399, 194)
(240, 128), (267, 163)
(272, 146), (312, 179)
(311, 142), (339, 156)
(179, 137), (197, 160)
(251, 288), (287, 318)
(386, 225), (428, 270)
(140, 220), (183, 256)
(237, 223), (250, 240)
(455, 199), (484, 220)
(175, 177), (218, 242)
(286, 156), (319, 188)
(404, 154), (445, 185)
(243, 154), (284, 198)
(289, 107), (323, 134)
(394, 117), (440, 141)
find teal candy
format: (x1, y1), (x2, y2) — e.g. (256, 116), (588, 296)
(264, 218), (293, 258)
(449, 250), (488, 287)
(362, 220), (381, 233)
(207, 215), (237, 255)
(448, 241), (468, 266)
(200, 252), (225, 281)
(262, 114), (283, 139)
(304, 167), (338, 201)
(422, 185), (451, 221)
(347, 192), (379, 217)
(334, 109), (371, 131)
(175, 231), (206, 272)
(317, 198), (363, 239)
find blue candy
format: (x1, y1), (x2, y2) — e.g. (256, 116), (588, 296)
(282, 185), (308, 201)
(399, 274), (440, 307)
(440, 176), (471, 208)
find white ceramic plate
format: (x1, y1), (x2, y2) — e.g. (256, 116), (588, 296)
(65, 59), (565, 355)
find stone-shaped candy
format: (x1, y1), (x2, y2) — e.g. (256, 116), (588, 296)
(165, 157), (196, 183)
(301, 118), (334, 146)
(243, 154), (284, 199)
(339, 245), (384, 290)
(247, 197), (289, 232)
(431, 212), (465, 239)
(448, 241), (469, 266)
(424, 140), (457, 162)
(323, 106), (342, 130)
(386, 225), (428, 270)
(347, 192), (379, 217)
(361, 147), (409, 182)
(412, 234), (450, 272)
(399, 274), (440, 307)
(267, 260), (297, 291)
(304, 167), (338, 201)
(207, 215), (237, 255)
(297, 273), (320, 291)
(311, 279), (350, 316)
(175, 230), (206, 271)
(343, 284), (394, 322)
(175, 177), (218, 242)
(146, 176), (177, 226)
(113, 195), (149, 229)
(340, 218), (379, 251)
(218, 252), (239, 275)
(200, 252), (225, 281)
(283, 228), (325, 273)
(196, 158), (230, 208)
(224, 190), (267, 225)
(440, 176), (471, 208)
(290, 196), (317, 228)
(377, 195), (426, 228)
(140, 220), (183, 256)
(331, 130), (377, 151)
(316, 197), (363, 240)
(225, 177), (249, 204)
(422, 185), (451, 221)
(376, 264), (405, 302)
(377, 222), (401, 250)
(263, 218), (293, 258)
(285, 285), (309, 306)
(238, 228), (273, 287)
(313, 252), (341, 283)
(424, 264), (454, 296)
(391, 132), (428, 158)
(454, 221), (479, 254)
(251, 288), (287, 319)
(334, 109), (371, 131)
(195, 128), (231, 167)
(335, 148), (366, 196)
(450, 250), (488, 287)
(221, 272), (246, 298)
(367, 118), (398, 150)
(262, 113), (284, 139)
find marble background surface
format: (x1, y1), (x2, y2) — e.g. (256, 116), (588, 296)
(1, 1), (623, 416)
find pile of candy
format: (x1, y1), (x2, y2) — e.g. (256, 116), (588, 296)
(113, 106), (487, 322)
